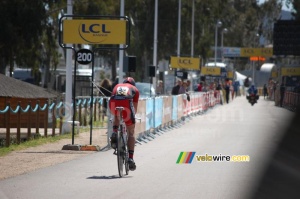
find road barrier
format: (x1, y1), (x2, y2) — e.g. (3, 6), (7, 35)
(1, 91), (222, 147)
(133, 91), (221, 144)
(283, 91), (300, 111)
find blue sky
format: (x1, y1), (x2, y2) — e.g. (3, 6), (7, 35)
(258, 0), (292, 11)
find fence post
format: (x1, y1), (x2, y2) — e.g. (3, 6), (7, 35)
(84, 100), (87, 126)
(94, 99), (97, 122)
(44, 100), (48, 137)
(52, 101), (56, 136)
(17, 101), (21, 144)
(27, 101), (32, 140)
(36, 100), (40, 135)
(6, 102), (11, 147)
(78, 102), (82, 127)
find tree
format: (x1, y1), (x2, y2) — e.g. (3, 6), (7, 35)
(0, 0), (48, 77)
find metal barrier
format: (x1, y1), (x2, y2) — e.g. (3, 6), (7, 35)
(283, 91), (300, 111)
(1, 91), (222, 147)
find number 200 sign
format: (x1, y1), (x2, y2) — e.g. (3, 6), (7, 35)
(76, 49), (93, 65)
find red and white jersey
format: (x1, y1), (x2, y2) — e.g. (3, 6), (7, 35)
(111, 83), (139, 102)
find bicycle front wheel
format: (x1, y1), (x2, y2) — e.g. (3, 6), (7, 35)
(123, 134), (129, 175)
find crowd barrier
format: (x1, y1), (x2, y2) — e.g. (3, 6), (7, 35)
(283, 91), (300, 111)
(1, 91), (222, 147)
(132, 91), (221, 143)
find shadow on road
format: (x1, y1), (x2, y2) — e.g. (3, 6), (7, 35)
(250, 105), (300, 199)
(87, 175), (132, 180)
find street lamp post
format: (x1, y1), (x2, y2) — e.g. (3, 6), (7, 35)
(252, 33), (260, 85)
(221, 28), (228, 63)
(214, 20), (222, 66)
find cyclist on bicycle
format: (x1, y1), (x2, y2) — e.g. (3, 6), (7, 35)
(109, 77), (140, 171)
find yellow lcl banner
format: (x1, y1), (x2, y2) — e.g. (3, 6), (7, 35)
(271, 71), (278, 78)
(170, 56), (200, 70)
(63, 19), (126, 44)
(201, 67), (221, 75)
(281, 67), (300, 76)
(240, 48), (273, 57)
(227, 71), (234, 78)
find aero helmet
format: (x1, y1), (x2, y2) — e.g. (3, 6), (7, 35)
(123, 77), (136, 86)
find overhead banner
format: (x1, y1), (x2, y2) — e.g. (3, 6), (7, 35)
(281, 67), (300, 76)
(222, 47), (241, 57)
(240, 48), (273, 57)
(63, 19), (126, 44)
(201, 67), (221, 76)
(170, 56), (200, 70)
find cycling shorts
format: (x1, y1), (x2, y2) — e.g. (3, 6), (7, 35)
(109, 99), (135, 126)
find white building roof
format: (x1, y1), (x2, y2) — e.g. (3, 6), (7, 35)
(260, 63), (275, 72)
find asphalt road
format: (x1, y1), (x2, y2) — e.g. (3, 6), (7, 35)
(0, 97), (296, 199)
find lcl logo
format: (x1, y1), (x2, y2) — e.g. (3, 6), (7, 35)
(80, 24), (111, 34)
(261, 48), (272, 55)
(79, 23), (111, 43)
(206, 68), (216, 72)
(178, 59), (192, 65)
(243, 49), (254, 54)
(287, 68), (296, 73)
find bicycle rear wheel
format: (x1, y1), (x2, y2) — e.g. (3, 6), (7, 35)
(123, 134), (129, 175)
(117, 126), (125, 177)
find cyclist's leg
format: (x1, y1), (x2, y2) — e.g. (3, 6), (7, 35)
(126, 124), (136, 171)
(109, 99), (120, 149)
(126, 124), (135, 155)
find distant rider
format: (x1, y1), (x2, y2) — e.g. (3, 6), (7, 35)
(248, 85), (258, 95)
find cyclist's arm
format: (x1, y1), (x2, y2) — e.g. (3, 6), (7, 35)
(133, 88), (140, 113)
(133, 102), (138, 114)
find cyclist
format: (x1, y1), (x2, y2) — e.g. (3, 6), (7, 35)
(248, 84), (258, 95)
(108, 77), (140, 171)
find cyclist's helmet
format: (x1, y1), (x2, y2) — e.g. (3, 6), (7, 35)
(123, 77), (136, 86)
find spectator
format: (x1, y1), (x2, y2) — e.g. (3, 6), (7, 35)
(268, 79), (274, 100)
(244, 77), (250, 88)
(112, 76), (119, 90)
(224, 78), (230, 104)
(273, 81), (279, 101)
(156, 80), (164, 95)
(263, 84), (268, 99)
(171, 79), (182, 95)
(233, 81), (240, 98)
(280, 83), (285, 107)
(196, 81), (203, 92)
(179, 80), (188, 94)
(230, 80), (234, 100)
(99, 78), (113, 122)
(186, 80), (191, 91)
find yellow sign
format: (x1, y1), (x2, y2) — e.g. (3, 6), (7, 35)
(170, 56), (200, 70)
(63, 19), (126, 44)
(227, 71), (234, 78)
(240, 48), (273, 57)
(201, 67), (221, 76)
(281, 67), (300, 76)
(271, 71), (278, 78)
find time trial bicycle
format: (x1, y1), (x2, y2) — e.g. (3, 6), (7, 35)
(112, 106), (141, 177)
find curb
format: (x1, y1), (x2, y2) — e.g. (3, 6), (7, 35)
(80, 145), (101, 151)
(61, 144), (101, 151)
(62, 144), (81, 151)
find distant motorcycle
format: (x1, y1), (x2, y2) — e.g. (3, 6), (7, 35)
(247, 93), (259, 106)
